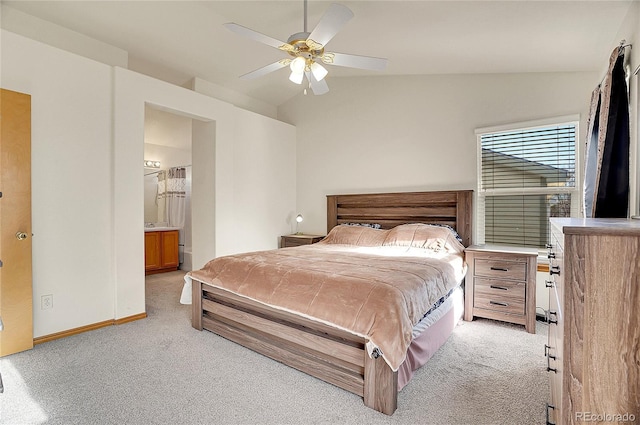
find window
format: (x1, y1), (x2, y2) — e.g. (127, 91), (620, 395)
(476, 117), (579, 249)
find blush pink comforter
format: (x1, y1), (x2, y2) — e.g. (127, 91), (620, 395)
(190, 224), (466, 371)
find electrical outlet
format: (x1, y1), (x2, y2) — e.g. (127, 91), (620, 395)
(41, 294), (53, 310)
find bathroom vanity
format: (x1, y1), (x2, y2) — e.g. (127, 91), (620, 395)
(144, 228), (179, 275)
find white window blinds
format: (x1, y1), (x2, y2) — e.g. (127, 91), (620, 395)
(478, 121), (578, 248)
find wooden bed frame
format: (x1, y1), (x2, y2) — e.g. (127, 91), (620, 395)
(192, 190), (473, 415)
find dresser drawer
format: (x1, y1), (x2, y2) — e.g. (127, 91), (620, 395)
(474, 278), (525, 301)
(474, 258), (527, 281)
(474, 295), (525, 316)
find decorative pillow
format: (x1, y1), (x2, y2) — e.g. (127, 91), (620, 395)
(342, 222), (382, 229)
(427, 223), (463, 243)
(321, 225), (386, 246)
(382, 223), (464, 254)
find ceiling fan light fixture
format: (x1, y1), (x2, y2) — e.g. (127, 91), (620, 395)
(310, 61), (328, 81)
(226, 1), (387, 96)
(289, 70), (304, 84)
(289, 56), (306, 73)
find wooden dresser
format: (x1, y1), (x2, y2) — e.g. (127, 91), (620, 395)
(546, 218), (640, 425)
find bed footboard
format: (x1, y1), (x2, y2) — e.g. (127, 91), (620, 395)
(191, 279), (397, 415)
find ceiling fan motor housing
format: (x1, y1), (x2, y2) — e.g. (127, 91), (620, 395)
(286, 32), (324, 60)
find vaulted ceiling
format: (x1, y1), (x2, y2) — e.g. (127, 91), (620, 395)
(3, 1), (634, 106)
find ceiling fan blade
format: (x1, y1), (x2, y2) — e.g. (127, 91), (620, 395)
(224, 23), (293, 52)
(240, 59), (290, 80)
(321, 52), (388, 71)
(305, 71), (329, 95)
(307, 3), (354, 48)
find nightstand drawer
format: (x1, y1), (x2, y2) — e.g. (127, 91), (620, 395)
(474, 295), (525, 316)
(474, 258), (527, 281)
(474, 278), (525, 301)
(280, 234), (325, 248)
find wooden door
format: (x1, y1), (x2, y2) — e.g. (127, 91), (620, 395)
(0, 89), (33, 356)
(144, 232), (161, 272)
(160, 231), (179, 268)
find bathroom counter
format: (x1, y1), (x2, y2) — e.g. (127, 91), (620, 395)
(144, 226), (181, 232)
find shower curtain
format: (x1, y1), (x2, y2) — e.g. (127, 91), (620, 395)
(156, 170), (167, 224)
(583, 46), (630, 218)
(157, 167), (187, 227)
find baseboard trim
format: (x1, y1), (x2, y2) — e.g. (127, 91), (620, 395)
(114, 313), (147, 325)
(33, 313), (147, 345)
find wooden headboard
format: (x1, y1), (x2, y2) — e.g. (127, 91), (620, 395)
(327, 190), (473, 247)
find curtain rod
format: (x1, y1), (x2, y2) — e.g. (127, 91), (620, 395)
(598, 40), (632, 85)
(144, 164), (191, 176)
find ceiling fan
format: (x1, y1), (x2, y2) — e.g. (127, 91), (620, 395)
(224, 0), (388, 95)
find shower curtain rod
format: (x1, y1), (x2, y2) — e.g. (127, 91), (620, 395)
(144, 164), (192, 176)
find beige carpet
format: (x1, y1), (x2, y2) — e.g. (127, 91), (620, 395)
(0, 270), (549, 424)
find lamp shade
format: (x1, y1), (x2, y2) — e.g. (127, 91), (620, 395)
(296, 214), (304, 223)
(290, 56), (306, 73)
(289, 70), (304, 84)
(310, 62), (328, 81)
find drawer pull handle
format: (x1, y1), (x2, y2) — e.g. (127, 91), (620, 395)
(549, 266), (560, 275)
(490, 267), (509, 272)
(546, 403), (556, 425)
(545, 280), (554, 288)
(547, 310), (558, 325)
(546, 354), (557, 373)
(544, 344), (556, 361)
(489, 300), (509, 307)
(490, 285), (509, 291)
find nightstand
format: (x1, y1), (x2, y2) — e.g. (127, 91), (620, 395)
(463, 244), (538, 333)
(280, 234), (325, 248)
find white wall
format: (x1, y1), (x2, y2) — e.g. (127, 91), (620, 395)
(2, 29), (296, 336)
(1, 4), (128, 68)
(232, 109), (297, 252)
(144, 106), (193, 150)
(278, 72), (598, 235)
(191, 77), (278, 120)
(1, 30), (115, 336)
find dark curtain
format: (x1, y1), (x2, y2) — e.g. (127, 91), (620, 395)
(584, 47), (630, 218)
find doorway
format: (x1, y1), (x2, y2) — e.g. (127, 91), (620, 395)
(143, 105), (193, 272)
(143, 106), (193, 311)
